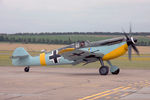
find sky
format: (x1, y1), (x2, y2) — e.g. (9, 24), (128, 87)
(0, 0), (150, 33)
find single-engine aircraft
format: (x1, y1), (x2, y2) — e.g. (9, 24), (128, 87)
(11, 32), (139, 75)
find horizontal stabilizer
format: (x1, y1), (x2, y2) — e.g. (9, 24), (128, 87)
(12, 55), (29, 59)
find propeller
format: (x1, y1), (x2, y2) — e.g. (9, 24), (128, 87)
(123, 26), (139, 60)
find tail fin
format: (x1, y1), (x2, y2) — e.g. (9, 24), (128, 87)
(12, 47), (31, 66)
(12, 47), (31, 59)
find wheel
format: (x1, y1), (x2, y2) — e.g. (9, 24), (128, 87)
(111, 68), (120, 75)
(24, 67), (30, 72)
(99, 66), (109, 75)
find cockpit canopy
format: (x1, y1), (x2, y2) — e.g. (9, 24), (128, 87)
(59, 41), (90, 51)
(74, 41), (90, 48)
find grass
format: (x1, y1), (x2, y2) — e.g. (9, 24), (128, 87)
(0, 50), (150, 69)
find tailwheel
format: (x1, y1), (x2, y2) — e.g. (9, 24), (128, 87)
(99, 66), (109, 75)
(111, 68), (120, 75)
(24, 66), (30, 72)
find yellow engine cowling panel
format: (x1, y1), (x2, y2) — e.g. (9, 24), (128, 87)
(102, 43), (128, 61)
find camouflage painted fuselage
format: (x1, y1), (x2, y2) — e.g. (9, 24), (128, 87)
(12, 41), (128, 66)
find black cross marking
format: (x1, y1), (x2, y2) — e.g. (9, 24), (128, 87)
(49, 50), (61, 63)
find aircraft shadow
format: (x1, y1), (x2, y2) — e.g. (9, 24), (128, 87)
(34, 71), (114, 76)
(65, 73), (100, 76)
(14, 70), (124, 76)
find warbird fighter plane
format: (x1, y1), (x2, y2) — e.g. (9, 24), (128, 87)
(12, 33), (139, 75)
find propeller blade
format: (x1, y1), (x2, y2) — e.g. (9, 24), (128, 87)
(122, 28), (129, 40)
(129, 23), (132, 37)
(124, 32), (129, 40)
(129, 23), (132, 33)
(131, 44), (140, 55)
(128, 45), (132, 60)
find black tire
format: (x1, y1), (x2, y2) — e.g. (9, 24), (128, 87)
(24, 67), (29, 72)
(99, 66), (109, 75)
(111, 68), (120, 75)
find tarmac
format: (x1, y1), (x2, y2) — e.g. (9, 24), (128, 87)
(0, 66), (150, 100)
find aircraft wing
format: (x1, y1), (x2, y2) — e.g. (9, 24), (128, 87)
(60, 49), (104, 65)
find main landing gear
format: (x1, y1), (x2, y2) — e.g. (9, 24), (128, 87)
(99, 58), (109, 75)
(24, 66), (30, 72)
(99, 58), (120, 75)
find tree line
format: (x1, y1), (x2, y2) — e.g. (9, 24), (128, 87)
(0, 32), (150, 46)
(1, 32), (150, 35)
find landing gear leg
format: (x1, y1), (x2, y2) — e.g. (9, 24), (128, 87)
(24, 66), (30, 72)
(99, 58), (109, 75)
(107, 61), (120, 75)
